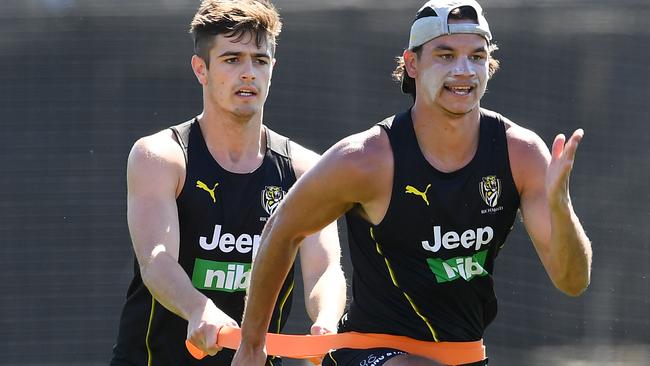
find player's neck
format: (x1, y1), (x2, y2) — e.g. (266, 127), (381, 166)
(410, 102), (481, 173)
(197, 109), (265, 174)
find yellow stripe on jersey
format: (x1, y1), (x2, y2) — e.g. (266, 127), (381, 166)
(274, 280), (295, 332)
(145, 296), (156, 366)
(268, 280), (295, 366)
(370, 228), (439, 342)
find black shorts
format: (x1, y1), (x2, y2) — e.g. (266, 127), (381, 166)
(321, 348), (488, 366)
(322, 348), (406, 366)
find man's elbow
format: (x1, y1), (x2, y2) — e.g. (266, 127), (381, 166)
(139, 261), (157, 289)
(554, 272), (590, 297)
(138, 244), (168, 287)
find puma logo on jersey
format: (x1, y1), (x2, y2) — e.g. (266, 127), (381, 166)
(196, 180), (219, 203)
(422, 225), (494, 253)
(405, 184), (431, 206)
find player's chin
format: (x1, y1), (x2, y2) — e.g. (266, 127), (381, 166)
(442, 105), (476, 117)
(232, 106), (260, 118)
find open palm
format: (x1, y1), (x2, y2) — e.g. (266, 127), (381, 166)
(546, 129), (584, 208)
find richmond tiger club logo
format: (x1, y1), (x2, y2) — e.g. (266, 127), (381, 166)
(479, 175), (501, 208)
(261, 186), (286, 216)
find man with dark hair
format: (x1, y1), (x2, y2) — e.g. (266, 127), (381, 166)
(109, 1), (346, 365)
(232, 0), (591, 365)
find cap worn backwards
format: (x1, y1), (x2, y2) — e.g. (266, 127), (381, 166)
(401, 0), (492, 94)
(409, 0), (491, 49)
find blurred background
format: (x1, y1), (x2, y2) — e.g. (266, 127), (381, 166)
(1, 0), (648, 365)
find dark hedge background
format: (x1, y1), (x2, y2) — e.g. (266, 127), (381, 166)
(1, 1), (648, 365)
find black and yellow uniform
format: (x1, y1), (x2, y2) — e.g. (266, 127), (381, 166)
(325, 109), (519, 366)
(111, 119), (296, 366)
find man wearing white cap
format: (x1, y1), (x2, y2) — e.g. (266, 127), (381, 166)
(233, 1), (592, 365)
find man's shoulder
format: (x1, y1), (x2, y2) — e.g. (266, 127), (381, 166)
(321, 124), (391, 179)
(128, 128), (185, 172)
(126, 128), (185, 205)
(288, 140), (320, 178)
(501, 118), (545, 151)
(286, 121), (392, 178)
(498, 113), (550, 191)
(133, 128), (179, 154)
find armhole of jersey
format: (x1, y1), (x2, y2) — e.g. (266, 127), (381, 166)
(264, 126), (297, 181)
(169, 118), (195, 164)
(372, 112), (407, 228)
(264, 126), (291, 158)
(376, 114), (396, 139)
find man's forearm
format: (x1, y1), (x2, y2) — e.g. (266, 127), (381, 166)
(140, 248), (206, 320)
(549, 202), (592, 296)
(305, 267), (347, 327)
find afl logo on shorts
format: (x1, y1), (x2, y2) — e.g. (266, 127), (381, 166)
(261, 186), (286, 216)
(479, 175), (501, 208)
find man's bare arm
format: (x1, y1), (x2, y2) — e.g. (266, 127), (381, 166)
(233, 129), (387, 366)
(127, 132), (236, 355)
(509, 126), (591, 296)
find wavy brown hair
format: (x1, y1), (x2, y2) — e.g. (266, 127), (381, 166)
(189, 0), (282, 68)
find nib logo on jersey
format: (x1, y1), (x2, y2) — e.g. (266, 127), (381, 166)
(421, 225), (494, 283)
(192, 259), (251, 292)
(427, 250), (489, 283)
(193, 225), (260, 292)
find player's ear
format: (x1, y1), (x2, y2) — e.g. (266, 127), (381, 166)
(191, 55), (208, 86)
(403, 49), (418, 79)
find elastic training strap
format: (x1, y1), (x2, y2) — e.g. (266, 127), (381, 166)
(186, 326), (485, 365)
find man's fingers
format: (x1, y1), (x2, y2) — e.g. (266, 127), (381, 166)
(551, 129), (584, 165)
(188, 325), (222, 356)
(206, 344), (223, 356)
(551, 133), (566, 162)
(563, 128), (584, 161)
(188, 334), (211, 355)
(204, 326), (220, 355)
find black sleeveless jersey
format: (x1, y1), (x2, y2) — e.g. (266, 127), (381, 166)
(341, 108), (520, 342)
(111, 119), (296, 366)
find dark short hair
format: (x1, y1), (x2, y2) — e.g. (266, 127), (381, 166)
(189, 0), (282, 68)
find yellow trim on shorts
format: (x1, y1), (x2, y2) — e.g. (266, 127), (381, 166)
(274, 280), (295, 332)
(327, 350), (338, 366)
(370, 228), (439, 342)
(145, 296), (156, 366)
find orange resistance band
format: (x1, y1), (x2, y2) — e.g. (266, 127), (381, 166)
(186, 326), (485, 365)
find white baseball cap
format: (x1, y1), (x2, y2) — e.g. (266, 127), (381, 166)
(402, 0), (493, 94)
